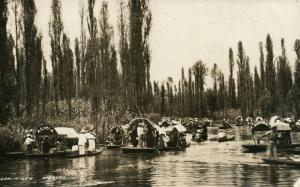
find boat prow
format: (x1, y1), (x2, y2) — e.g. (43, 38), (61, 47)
(262, 157), (300, 167)
(106, 145), (120, 149)
(242, 144), (267, 153)
(65, 149), (103, 158)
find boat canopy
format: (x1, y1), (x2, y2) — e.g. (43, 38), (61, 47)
(269, 116), (280, 124)
(54, 127), (79, 139)
(128, 118), (159, 132)
(167, 124), (187, 133)
(81, 132), (96, 140)
(36, 125), (57, 137)
(236, 116), (243, 121)
(252, 122), (270, 132)
(269, 120), (291, 131)
(282, 117), (294, 124)
(255, 116), (263, 121)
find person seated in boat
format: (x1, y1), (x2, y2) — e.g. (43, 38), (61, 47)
(179, 133), (187, 148)
(258, 126), (278, 157)
(202, 124), (208, 141)
(222, 119), (231, 128)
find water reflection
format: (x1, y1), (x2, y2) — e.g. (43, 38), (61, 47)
(0, 126), (299, 186)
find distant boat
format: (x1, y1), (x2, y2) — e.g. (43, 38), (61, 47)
(217, 130), (235, 142)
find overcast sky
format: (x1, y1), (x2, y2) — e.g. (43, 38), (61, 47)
(8, 0), (300, 84)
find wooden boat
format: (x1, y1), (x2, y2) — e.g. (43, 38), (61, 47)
(217, 131), (235, 142)
(121, 147), (157, 154)
(122, 118), (160, 154)
(242, 144), (267, 153)
(65, 149), (103, 158)
(281, 147), (300, 154)
(106, 145), (120, 149)
(242, 144), (300, 153)
(25, 151), (70, 158)
(262, 157), (300, 167)
(5, 152), (25, 159)
(218, 135), (235, 142)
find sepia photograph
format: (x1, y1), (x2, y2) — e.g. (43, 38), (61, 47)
(0, 0), (300, 186)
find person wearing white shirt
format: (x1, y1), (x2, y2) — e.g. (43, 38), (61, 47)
(78, 133), (87, 155)
(137, 123), (144, 147)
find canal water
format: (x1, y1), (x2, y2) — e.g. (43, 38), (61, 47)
(0, 126), (299, 187)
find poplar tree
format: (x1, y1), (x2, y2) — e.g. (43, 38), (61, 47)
(49, 0), (64, 115)
(160, 84), (165, 116)
(210, 63), (218, 113)
(254, 66), (260, 106)
(62, 33), (74, 119)
(265, 34), (276, 113)
(293, 39), (300, 118)
(259, 42), (265, 91)
(276, 39), (292, 116)
(22, 0), (40, 119)
(193, 60), (207, 117)
(228, 48), (236, 108)
(129, 0), (152, 111)
(119, 1), (130, 108)
(237, 41), (247, 121)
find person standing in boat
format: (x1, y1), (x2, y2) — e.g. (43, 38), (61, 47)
(259, 126), (278, 157)
(78, 129), (87, 155)
(143, 124), (149, 147)
(24, 133), (34, 153)
(137, 123), (144, 147)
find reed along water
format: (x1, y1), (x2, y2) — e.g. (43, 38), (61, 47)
(0, 126), (299, 187)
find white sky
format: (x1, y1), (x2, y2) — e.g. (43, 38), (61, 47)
(7, 0), (300, 84)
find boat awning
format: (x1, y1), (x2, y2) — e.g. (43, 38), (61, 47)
(166, 124), (187, 133)
(54, 127), (79, 139)
(269, 121), (291, 131)
(128, 118), (159, 132)
(174, 124), (186, 132)
(252, 123), (270, 132)
(82, 132), (96, 140)
(269, 116), (280, 124)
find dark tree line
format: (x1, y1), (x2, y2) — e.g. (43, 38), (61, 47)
(153, 34), (300, 122)
(2, 0), (300, 132)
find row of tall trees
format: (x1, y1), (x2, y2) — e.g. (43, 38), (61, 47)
(2, 0), (300, 130)
(153, 34), (300, 121)
(0, 0), (153, 135)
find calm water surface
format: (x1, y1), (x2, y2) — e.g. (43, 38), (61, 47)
(0, 126), (299, 187)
